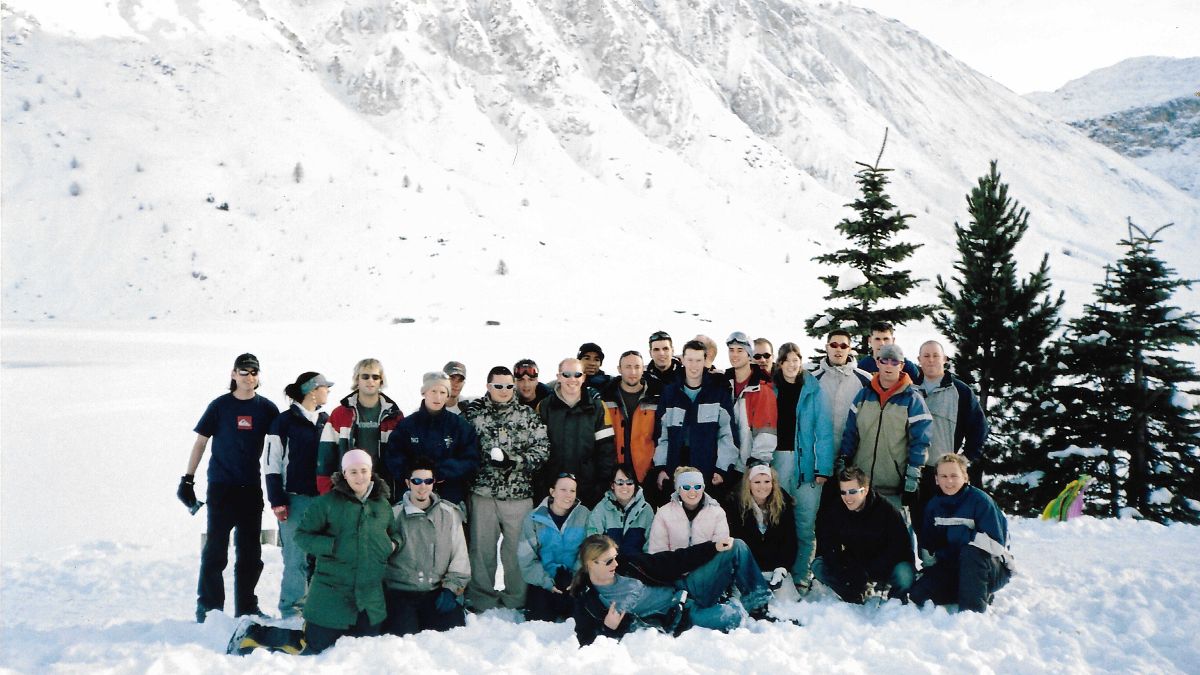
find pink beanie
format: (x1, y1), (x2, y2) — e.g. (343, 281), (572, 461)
(341, 449), (373, 471)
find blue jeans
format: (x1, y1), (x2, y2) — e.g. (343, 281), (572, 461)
(772, 450), (823, 581)
(683, 540), (771, 630)
(278, 493), (317, 617)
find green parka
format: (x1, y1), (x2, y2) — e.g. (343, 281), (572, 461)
(295, 472), (398, 629)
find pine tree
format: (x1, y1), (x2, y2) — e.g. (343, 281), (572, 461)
(932, 160), (1065, 508)
(805, 129), (934, 352)
(1046, 221), (1200, 523)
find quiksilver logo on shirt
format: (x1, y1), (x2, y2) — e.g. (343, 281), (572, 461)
(237, 416), (253, 430)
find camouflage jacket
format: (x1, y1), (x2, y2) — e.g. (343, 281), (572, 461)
(463, 395), (550, 500)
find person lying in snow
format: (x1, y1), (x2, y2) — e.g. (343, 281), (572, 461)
(570, 533), (785, 646)
(909, 454), (1013, 613)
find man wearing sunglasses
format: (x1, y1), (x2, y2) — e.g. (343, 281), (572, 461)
(812, 467), (914, 604)
(463, 366), (551, 612)
(513, 358), (551, 408)
(317, 358), (405, 499)
(813, 329), (872, 445)
(180, 353), (280, 622)
(535, 358), (616, 508)
(384, 458), (470, 635)
(856, 321), (920, 380)
(752, 337), (775, 375)
(645, 330), (683, 386)
(841, 343), (932, 514)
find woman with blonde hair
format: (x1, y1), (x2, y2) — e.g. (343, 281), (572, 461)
(726, 464), (798, 590)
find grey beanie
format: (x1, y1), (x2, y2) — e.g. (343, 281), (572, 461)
(877, 343), (905, 362)
(421, 371), (452, 395)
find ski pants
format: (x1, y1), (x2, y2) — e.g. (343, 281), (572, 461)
(198, 483), (264, 615)
(909, 545), (1010, 612)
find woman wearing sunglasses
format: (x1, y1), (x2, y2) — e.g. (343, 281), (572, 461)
(570, 532), (776, 646)
(811, 466), (914, 604)
(647, 467), (729, 553)
(586, 467), (654, 556)
(264, 371), (333, 618)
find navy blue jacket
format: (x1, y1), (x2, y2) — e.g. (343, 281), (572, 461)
(653, 371), (738, 482)
(385, 403), (481, 505)
(919, 485), (1012, 569)
(263, 403), (329, 506)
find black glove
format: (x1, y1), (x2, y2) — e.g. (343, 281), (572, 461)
(433, 587), (460, 614)
(554, 567), (573, 592)
(490, 456), (516, 470)
(177, 474), (201, 514)
(833, 455), (847, 476)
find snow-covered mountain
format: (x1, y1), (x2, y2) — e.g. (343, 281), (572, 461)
(1027, 56), (1200, 196)
(2, 0), (1197, 324)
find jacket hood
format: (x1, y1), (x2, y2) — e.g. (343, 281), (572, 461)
(602, 486), (648, 513)
(330, 471), (392, 502)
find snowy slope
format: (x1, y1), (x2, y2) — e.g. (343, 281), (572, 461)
(2, 322), (1199, 673)
(1026, 56), (1200, 121)
(2, 0), (1198, 326)
(1026, 56), (1200, 196)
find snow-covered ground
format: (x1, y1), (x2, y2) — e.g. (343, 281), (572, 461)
(3, 323), (1200, 673)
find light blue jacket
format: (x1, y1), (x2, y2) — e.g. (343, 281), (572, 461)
(793, 370), (836, 483)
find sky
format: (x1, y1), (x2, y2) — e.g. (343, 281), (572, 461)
(842, 0), (1200, 93)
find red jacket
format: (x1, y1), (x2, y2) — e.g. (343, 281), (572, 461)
(725, 365), (778, 471)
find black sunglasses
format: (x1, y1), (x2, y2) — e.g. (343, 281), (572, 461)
(236, 368), (259, 377)
(753, 353), (772, 360)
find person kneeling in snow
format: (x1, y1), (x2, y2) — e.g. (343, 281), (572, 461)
(295, 449), (399, 652)
(571, 533), (777, 646)
(812, 466), (914, 603)
(383, 457), (470, 635)
(909, 454), (1013, 613)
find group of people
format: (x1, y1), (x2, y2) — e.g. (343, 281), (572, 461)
(179, 324), (1013, 654)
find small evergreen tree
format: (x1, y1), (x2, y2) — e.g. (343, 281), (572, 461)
(932, 160), (1065, 507)
(1046, 221), (1200, 523)
(805, 129), (933, 352)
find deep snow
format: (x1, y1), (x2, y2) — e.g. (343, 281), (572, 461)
(2, 323), (1199, 673)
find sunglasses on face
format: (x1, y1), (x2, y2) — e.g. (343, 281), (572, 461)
(613, 479), (636, 486)
(599, 555), (618, 566)
(359, 373), (382, 381)
(679, 484), (704, 492)
(840, 487), (866, 496)
(877, 358), (901, 366)
(560, 371), (584, 379)
(236, 368), (259, 377)
(827, 342), (851, 350)
(489, 383), (515, 390)
(409, 477), (436, 485)
(753, 353), (772, 360)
